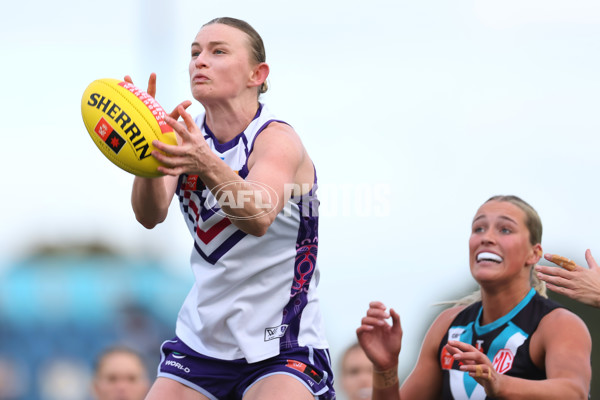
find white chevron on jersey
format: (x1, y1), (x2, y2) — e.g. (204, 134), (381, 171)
(491, 330), (527, 374)
(449, 369), (486, 400)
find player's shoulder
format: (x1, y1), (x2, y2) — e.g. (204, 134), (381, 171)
(261, 119), (297, 138)
(253, 120), (303, 156)
(425, 305), (469, 340)
(529, 305), (591, 357)
(256, 106), (297, 136)
(418, 305), (469, 358)
(435, 305), (468, 326)
(539, 306), (588, 333)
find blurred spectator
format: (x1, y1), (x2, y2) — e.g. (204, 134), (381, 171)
(92, 346), (150, 400)
(39, 358), (91, 400)
(0, 358), (27, 399)
(339, 342), (373, 400)
(115, 302), (165, 364)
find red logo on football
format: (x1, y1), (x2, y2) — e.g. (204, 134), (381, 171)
(492, 349), (514, 374)
(94, 117), (113, 141)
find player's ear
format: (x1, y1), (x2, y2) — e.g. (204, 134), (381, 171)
(249, 62), (269, 90)
(527, 244), (543, 266)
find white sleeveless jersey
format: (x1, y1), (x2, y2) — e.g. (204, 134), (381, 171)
(174, 104), (329, 363)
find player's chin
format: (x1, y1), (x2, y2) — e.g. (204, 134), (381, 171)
(471, 268), (500, 284)
(190, 86), (216, 101)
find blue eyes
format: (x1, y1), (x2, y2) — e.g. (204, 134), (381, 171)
(191, 49), (226, 58)
(472, 226), (512, 234)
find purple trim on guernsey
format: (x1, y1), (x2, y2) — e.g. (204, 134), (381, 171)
(237, 118), (289, 178)
(193, 189), (222, 222)
(193, 229), (248, 265)
(202, 104), (263, 153)
(248, 118), (291, 155)
(198, 203), (221, 222)
(177, 187), (221, 223)
(281, 168), (319, 348)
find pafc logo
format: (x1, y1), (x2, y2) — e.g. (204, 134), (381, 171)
(264, 324), (288, 341)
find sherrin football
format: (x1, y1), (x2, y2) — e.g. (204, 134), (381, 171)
(81, 78), (177, 177)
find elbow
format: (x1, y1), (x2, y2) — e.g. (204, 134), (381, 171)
(250, 225), (269, 237)
(131, 199), (169, 229)
(563, 378), (591, 400)
(237, 216), (271, 237)
(575, 389), (590, 400)
(245, 223), (269, 237)
(577, 384), (591, 400)
(138, 219), (159, 230)
(134, 211), (167, 230)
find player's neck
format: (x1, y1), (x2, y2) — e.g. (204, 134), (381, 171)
(203, 98), (260, 143)
(480, 283), (531, 325)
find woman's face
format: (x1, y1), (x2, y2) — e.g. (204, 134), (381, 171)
(93, 352), (149, 400)
(189, 23), (258, 102)
(340, 347), (373, 400)
(469, 200), (541, 286)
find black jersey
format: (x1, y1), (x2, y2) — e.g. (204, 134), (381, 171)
(438, 289), (562, 399)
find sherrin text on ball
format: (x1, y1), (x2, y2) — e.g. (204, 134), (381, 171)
(81, 78), (177, 177)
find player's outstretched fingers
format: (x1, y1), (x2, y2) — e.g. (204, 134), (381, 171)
(585, 249), (599, 270)
(545, 253), (577, 271)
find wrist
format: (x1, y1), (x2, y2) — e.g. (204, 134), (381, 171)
(373, 365), (399, 389)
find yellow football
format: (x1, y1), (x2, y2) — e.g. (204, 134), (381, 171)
(81, 78), (177, 177)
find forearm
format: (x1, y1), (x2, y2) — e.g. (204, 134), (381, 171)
(495, 376), (588, 400)
(131, 176), (172, 228)
(199, 158), (279, 236)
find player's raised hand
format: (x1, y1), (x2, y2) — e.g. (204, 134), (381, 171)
(356, 301), (402, 371)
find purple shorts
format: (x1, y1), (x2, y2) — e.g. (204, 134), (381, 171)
(157, 337), (336, 400)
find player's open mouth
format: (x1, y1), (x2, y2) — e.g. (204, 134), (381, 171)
(477, 252), (503, 263)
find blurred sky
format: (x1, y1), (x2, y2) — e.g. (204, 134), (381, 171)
(2, 0), (600, 385)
